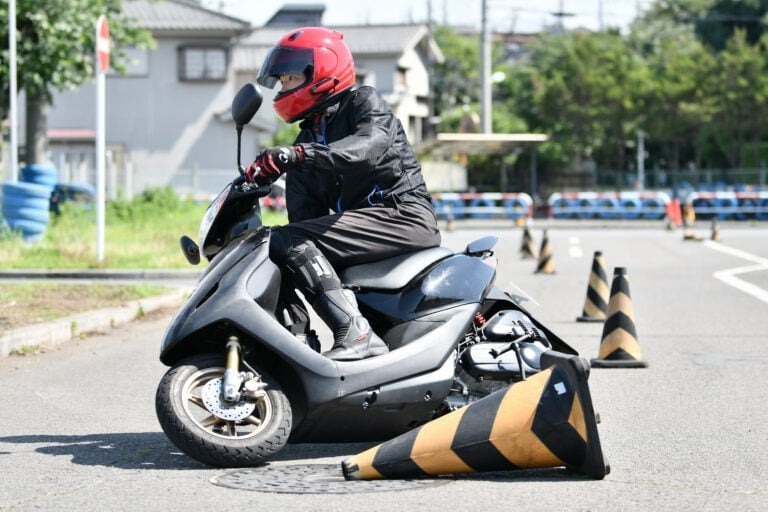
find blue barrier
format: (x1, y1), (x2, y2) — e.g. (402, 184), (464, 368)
(548, 192), (673, 220)
(687, 192), (768, 220)
(576, 198), (595, 219)
(641, 197), (666, 219)
(596, 197), (621, 219)
(431, 193), (533, 220)
(502, 197), (528, 219)
(468, 198), (495, 220)
(619, 197), (642, 219)
(758, 199), (768, 220)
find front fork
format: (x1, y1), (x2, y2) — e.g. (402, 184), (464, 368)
(222, 337), (244, 402)
(221, 336), (268, 403)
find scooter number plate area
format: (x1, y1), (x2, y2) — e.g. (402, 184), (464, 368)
(202, 377), (256, 421)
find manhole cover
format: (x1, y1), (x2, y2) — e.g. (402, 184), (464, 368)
(210, 463), (451, 494)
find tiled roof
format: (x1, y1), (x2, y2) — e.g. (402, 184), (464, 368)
(122, 0), (250, 34)
(240, 23), (442, 57)
(331, 24), (431, 55)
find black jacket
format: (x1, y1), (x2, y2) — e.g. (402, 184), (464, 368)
(292, 86), (434, 218)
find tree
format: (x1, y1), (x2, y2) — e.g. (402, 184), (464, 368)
(710, 29), (768, 168)
(431, 25), (482, 131)
(0, 0), (154, 166)
(631, 28), (717, 170)
(515, 31), (646, 172)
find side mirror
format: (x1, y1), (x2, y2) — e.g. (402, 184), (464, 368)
(180, 235), (201, 265)
(231, 83), (263, 128)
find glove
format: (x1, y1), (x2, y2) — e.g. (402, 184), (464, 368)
(245, 146), (304, 184)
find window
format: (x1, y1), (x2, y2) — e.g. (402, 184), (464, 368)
(178, 45), (228, 82)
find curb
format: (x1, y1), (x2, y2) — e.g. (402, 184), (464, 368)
(0, 289), (189, 359)
(0, 269), (202, 280)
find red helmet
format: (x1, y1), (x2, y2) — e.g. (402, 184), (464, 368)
(257, 27), (356, 123)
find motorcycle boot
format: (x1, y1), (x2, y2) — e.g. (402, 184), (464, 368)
(284, 243), (388, 361)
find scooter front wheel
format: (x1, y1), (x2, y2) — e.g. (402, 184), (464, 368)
(155, 353), (292, 467)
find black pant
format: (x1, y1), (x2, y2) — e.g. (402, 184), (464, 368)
(269, 200), (441, 270)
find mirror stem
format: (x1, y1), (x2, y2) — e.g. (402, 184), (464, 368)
(236, 126), (244, 174)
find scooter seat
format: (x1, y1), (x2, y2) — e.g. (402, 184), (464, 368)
(341, 246), (453, 290)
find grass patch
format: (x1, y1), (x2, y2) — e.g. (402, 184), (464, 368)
(0, 282), (173, 335)
(0, 187), (287, 269)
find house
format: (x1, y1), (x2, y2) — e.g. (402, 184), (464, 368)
(44, 0), (251, 197)
(40, 1), (443, 197)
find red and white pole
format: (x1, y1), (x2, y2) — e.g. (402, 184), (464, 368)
(95, 15), (110, 261)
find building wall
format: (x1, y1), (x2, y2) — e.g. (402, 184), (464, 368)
(45, 36), (245, 196)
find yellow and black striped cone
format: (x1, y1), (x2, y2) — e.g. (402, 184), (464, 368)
(534, 230), (555, 274)
(576, 251), (609, 322)
(520, 226), (537, 260)
(711, 219), (721, 242)
(342, 352), (609, 481)
(591, 267), (648, 368)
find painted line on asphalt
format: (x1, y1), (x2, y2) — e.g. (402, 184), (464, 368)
(704, 240), (768, 304)
(568, 236), (583, 258)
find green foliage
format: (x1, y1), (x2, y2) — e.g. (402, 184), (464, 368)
(0, 187), (288, 269)
(431, 0), (768, 182)
(269, 122), (302, 147)
(432, 25), (482, 122)
(0, 0), (155, 111)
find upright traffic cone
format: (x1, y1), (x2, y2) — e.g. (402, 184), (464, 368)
(534, 230), (555, 274)
(576, 251), (610, 322)
(591, 267), (648, 368)
(519, 226), (537, 260)
(665, 198), (683, 230)
(681, 203), (703, 240)
(342, 352), (609, 481)
(710, 219), (721, 242)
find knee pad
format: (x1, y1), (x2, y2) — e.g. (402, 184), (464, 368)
(269, 227), (310, 265)
(269, 228), (338, 295)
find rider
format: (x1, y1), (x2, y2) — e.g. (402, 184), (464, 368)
(246, 27), (441, 361)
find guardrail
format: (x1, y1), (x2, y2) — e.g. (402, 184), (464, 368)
(686, 191), (768, 220)
(547, 191), (671, 220)
(432, 193), (533, 220)
(429, 190), (768, 221)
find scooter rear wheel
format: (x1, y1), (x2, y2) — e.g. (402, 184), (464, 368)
(155, 353), (292, 467)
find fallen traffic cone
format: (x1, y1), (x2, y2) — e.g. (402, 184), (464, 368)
(576, 251), (609, 322)
(342, 351), (609, 481)
(682, 229), (704, 241)
(534, 230), (555, 274)
(519, 226), (537, 260)
(710, 219), (721, 242)
(591, 267), (648, 368)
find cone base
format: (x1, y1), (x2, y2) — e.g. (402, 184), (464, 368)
(590, 358), (648, 368)
(576, 316), (605, 323)
(541, 352), (610, 479)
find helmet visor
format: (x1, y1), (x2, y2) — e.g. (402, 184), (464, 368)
(257, 47), (314, 89)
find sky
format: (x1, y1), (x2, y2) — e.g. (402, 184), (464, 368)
(204, 0), (655, 34)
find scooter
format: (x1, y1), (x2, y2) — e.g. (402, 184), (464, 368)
(155, 83), (584, 469)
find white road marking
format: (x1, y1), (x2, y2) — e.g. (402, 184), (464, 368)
(704, 240), (768, 304)
(568, 236), (583, 258)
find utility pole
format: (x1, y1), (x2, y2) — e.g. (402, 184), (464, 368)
(551, 0), (574, 32)
(480, 0), (491, 133)
(637, 130), (646, 191)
